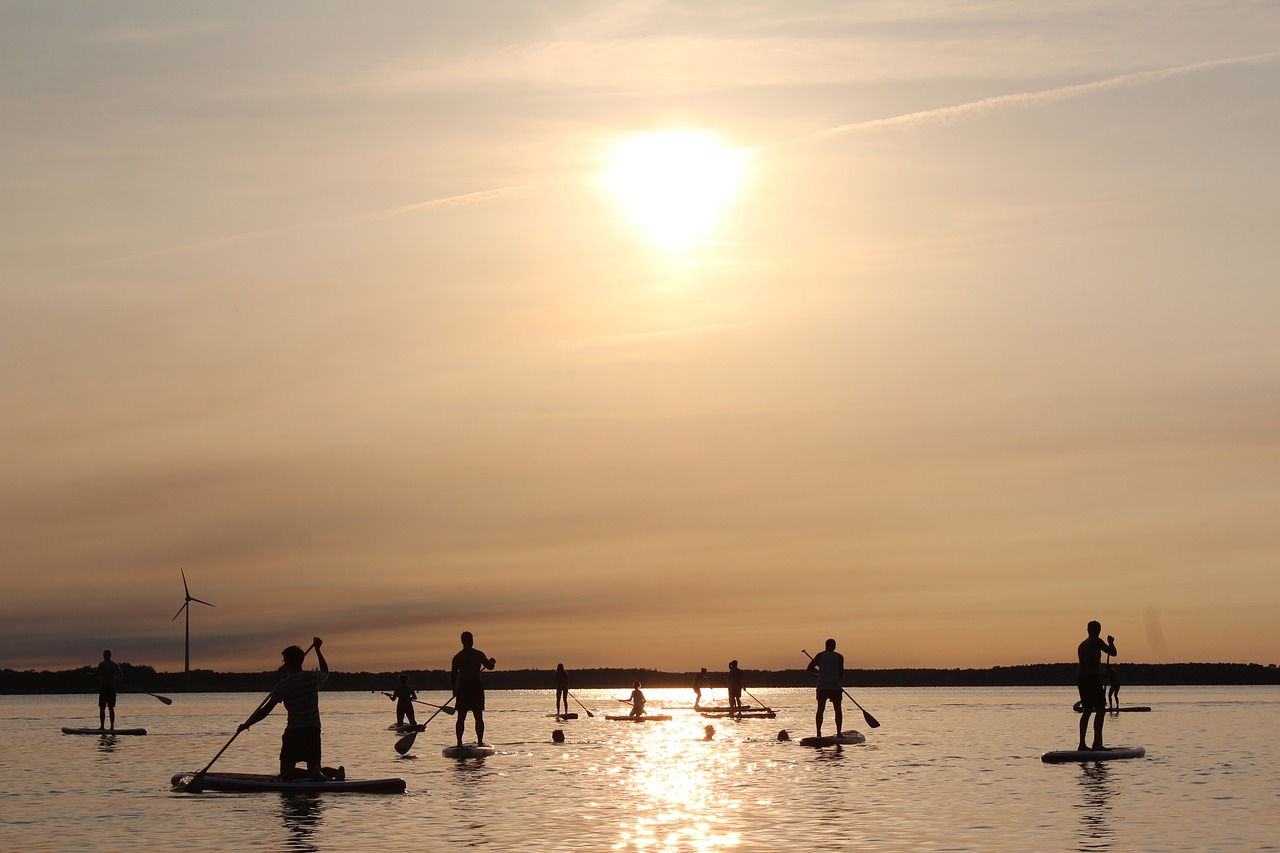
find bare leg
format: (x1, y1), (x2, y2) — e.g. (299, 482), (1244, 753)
(1078, 710), (1092, 751)
(455, 712), (466, 747)
(815, 700), (826, 737)
(475, 710), (486, 745)
(834, 701), (843, 735)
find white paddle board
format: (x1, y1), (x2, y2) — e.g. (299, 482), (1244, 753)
(443, 744), (496, 758)
(1041, 745), (1145, 763)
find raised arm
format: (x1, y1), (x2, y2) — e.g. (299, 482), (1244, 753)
(313, 637), (328, 674)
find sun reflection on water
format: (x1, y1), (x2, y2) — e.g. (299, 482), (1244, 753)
(608, 713), (744, 852)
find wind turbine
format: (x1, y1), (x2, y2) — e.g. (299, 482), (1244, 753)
(172, 569), (215, 683)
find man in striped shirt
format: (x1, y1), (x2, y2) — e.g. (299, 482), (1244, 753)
(239, 636), (342, 780)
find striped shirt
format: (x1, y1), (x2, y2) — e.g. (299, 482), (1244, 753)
(271, 670), (328, 730)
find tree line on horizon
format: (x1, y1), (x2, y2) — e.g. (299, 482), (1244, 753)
(1, 661), (1276, 694)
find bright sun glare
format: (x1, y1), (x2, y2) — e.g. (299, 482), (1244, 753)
(603, 131), (748, 249)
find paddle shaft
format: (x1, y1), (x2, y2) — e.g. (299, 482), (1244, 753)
(568, 691), (595, 717)
(184, 642), (314, 791)
(743, 687), (772, 712)
(394, 698), (455, 754)
(802, 649), (880, 729)
(118, 681), (174, 705)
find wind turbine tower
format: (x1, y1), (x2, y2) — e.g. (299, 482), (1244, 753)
(172, 569), (215, 683)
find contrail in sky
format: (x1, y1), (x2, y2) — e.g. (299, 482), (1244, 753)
(89, 185), (535, 268)
(768, 51), (1280, 149)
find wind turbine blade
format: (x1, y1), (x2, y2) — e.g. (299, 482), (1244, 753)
(172, 601), (189, 622)
(191, 597), (216, 608)
(181, 568), (190, 596)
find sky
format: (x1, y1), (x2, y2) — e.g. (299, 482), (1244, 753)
(2, 1), (1278, 675)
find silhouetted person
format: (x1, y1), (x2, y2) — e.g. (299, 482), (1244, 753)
(451, 631), (496, 746)
(807, 638), (845, 737)
(1105, 664), (1120, 711)
(552, 728), (565, 743)
(692, 668), (711, 707)
(239, 637), (342, 781)
(95, 649), (124, 730)
(1077, 621), (1118, 750)
(627, 681), (647, 717)
(555, 663), (570, 716)
(727, 660), (746, 712)
(703, 724), (715, 741)
(388, 673), (417, 727)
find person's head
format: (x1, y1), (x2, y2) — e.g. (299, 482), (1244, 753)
(102, 649), (112, 660)
(777, 729), (791, 742)
(281, 645), (306, 669)
(552, 728), (565, 743)
(700, 667), (707, 674)
(633, 681), (641, 689)
(703, 725), (715, 740)
(399, 673), (409, 684)
(556, 663), (565, 672)
(825, 638), (837, 652)
(729, 660), (738, 669)
(1087, 620), (1102, 636)
(460, 631), (474, 648)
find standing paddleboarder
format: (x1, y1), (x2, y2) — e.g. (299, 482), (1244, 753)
(554, 663), (570, 717)
(1077, 621), (1118, 751)
(450, 631), (496, 747)
(239, 637), (343, 781)
(727, 661), (747, 713)
(95, 649), (124, 730)
(807, 638), (845, 738)
(692, 668), (711, 707)
(388, 673), (418, 728)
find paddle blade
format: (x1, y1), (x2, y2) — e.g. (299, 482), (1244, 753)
(862, 708), (881, 728)
(394, 730), (417, 755)
(157, 694), (174, 705)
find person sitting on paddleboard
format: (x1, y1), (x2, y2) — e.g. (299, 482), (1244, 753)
(389, 673), (417, 728)
(451, 631), (496, 747)
(727, 661), (746, 713)
(627, 681), (647, 717)
(239, 637), (343, 781)
(555, 663), (570, 717)
(692, 668), (711, 707)
(95, 649), (124, 730)
(1077, 621), (1118, 751)
(807, 638), (845, 738)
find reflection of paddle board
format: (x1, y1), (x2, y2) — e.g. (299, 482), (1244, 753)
(443, 744), (496, 758)
(547, 712), (579, 719)
(62, 726), (146, 735)
(171, 771), (406, 793)
(604, 714), (672, 722)
(1073, 702), (1151, 712)
(798, 730), (866, 747)
(388, 723), (425, 731)
(1041, 746), (1145, 763)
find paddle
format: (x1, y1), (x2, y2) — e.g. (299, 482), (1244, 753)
(568, 691), (595, 718)
(394, 698), (455, 755)
(118, 682), (173, 705)
(802, 649), (880, 729)
(744, 688), (772, 712)
(412, 698), (456, 715)
(178, 642), (313, 792)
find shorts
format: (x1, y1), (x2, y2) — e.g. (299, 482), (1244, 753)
(1077, 677), (1106, 711)
(455, 680), (485, 714)
(280, 726), (322, 767)
(98, 688), (117, 709)
(816, 688), (843, 704)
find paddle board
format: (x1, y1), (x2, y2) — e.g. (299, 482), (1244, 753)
(604, 714), (672, 722)
(1073, 702), (1151, 713)
(62, 726), (146, 735)
(798, 730), (866, 747)
(388, 723), (425, 732)
(171, 771), (406, 793)
(443, 744), (496, 758)
(695, 705), (764, 714)
(700, 711), (776, 719)
(1040, 746), (1145, 764)
(547, 712), (579, 720)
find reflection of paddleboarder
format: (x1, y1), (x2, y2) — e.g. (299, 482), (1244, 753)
(95, 650), (124, 730)
(1077, 621), (1118, 750)
(554, 664), (570, 716)
(807, 638), (844, 738)
(450, 631), (496, 747)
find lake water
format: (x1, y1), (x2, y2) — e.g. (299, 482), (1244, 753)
(1, 685), (1276, 851)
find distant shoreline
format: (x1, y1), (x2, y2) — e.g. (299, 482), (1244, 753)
(2, 662), (1276, 694)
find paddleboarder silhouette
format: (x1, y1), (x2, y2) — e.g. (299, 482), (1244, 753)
(807, 638), (845, 738)
(450, 631), (496, 746)
(1077, 621), (1118, 750)
(238, 637), (343, 781)
(388, 673), (417, 727)
(554, 663), (570, 717)
(95, 649), (124, 730)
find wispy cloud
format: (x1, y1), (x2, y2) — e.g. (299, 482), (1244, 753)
(770, 51), (1280, 149)
(558, 322), (756, 349)
(86, 186), (536, 268)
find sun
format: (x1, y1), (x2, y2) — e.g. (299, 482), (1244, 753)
(603, 130), (748, 249)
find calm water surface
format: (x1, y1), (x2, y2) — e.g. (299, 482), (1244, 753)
(1, 685), (1276, 851)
